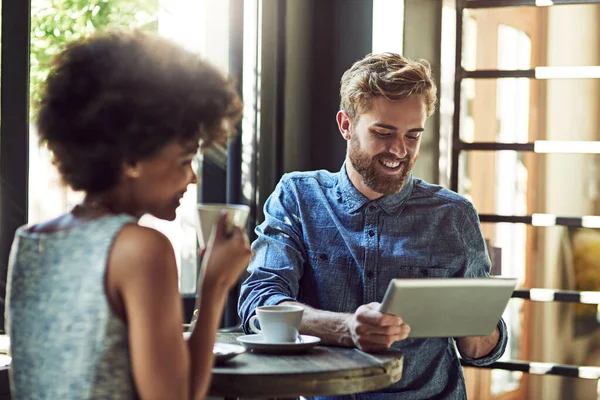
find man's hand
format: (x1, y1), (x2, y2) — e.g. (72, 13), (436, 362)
(456, 327), (500, 359)
(347, 302), (411, 352)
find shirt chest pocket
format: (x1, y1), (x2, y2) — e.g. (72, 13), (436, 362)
(305, 250), (361, 313)
(395, 266), (455, 279)
(309, 250), (351, 267)
(381, 251), (459, 279)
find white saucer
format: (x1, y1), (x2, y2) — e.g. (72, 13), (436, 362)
(213, 342), (246, 364)
(236, 334), (321, 354)
(0, 355), (11, 368)
(183, 332), (246, 363)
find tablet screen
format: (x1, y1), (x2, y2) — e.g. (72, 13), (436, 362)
(379, 277), (517, 337)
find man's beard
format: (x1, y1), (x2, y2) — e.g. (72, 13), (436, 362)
(348, 135), (414, 196)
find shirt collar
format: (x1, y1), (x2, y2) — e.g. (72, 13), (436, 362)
(336, 161), (415, 217)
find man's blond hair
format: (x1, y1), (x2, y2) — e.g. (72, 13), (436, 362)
(339, 52), (437, 120)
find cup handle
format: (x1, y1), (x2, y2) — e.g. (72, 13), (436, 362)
(249, 315), (262, 334)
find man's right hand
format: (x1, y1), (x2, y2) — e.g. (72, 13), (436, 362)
(347, 302), (411, 352)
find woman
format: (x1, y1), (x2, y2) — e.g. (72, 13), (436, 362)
(5, 30), (251, 400)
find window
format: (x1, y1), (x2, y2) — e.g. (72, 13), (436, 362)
(27, 0), (243, 295)
(490, 24), (531, 396)
(372, 0), (404, 55)
(448, 4), (600, 399)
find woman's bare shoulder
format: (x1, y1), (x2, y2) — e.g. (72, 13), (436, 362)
(111, 224), (175, 266)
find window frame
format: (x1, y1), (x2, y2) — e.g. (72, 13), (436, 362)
(0, 0), (31, 334)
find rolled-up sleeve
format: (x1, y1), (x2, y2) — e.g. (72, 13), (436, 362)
(456, 201), (508, 365)
(238, 176), (306, 333)
(461, 319), (508, 366)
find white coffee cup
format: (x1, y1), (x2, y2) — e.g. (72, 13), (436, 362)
(195, 203), (250, 249)
(249, 305), (304, 343)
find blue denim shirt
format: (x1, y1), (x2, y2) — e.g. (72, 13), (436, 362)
(238, 164), (507, 400)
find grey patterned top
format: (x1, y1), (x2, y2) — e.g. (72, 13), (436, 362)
(6, 214), (138, 400)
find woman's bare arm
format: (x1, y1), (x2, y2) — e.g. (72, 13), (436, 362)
(111, 216), (250, 400)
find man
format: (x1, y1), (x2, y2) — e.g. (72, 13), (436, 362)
(238, 53), (507, 399)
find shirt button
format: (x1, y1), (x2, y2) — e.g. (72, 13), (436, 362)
(369, 205), (376, 212)
(368, 230), (375, 237)
(366, 271), (374, 279)
(319, 254), (328, 261)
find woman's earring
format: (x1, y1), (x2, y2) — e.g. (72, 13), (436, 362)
(131, 170), (140, 178)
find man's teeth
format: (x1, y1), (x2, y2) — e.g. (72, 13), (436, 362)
(379, 159), (401, 168)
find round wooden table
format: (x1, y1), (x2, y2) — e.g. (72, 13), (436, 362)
(210, 332), (404, 399)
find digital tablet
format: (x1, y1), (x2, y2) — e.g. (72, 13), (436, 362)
(379, 277), (518, 338)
